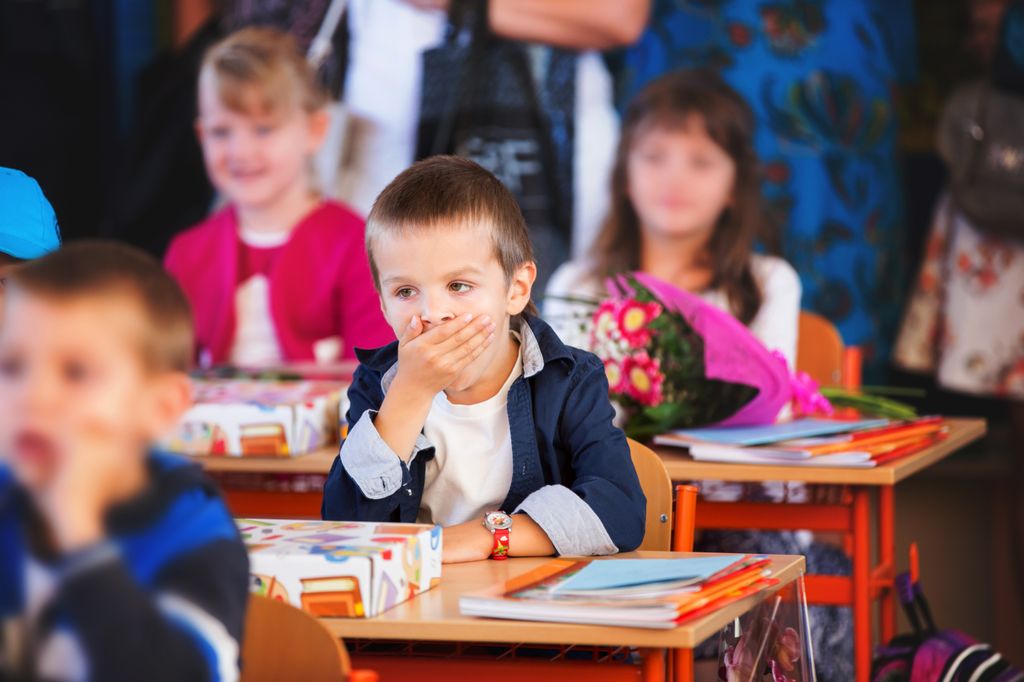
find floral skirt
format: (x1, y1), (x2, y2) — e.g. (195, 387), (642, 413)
(895, 196), (1024, 399)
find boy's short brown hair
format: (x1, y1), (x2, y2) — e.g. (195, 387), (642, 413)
(8, 241), (194, 373)
(366, 156), (538, 315)
(201, 26), (326, 116)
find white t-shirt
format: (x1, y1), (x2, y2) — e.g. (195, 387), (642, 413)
(340, 0), (616, 257)
(417, 345), (523, 526)
(228, 229), (289, 367)
(543, 254), (803, 370)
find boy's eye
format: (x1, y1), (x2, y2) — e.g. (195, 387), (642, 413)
(254, 125), (275, 136)
(208, 126), (230, 140)
(0, 356), (23, 380)
(449, 282), (472, 294)
(395, 287), (416, 300)
(62, 361), (91, 384)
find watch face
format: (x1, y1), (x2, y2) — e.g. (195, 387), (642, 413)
(485, 511), (512, 530)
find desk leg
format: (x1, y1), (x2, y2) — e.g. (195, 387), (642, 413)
(852, 487), (871, 682)
(671, 649), (693, 682)
(640, 649), (666, 682)
(879, 486), (896, 644)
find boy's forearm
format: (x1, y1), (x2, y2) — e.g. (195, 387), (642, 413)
(508, 515), (556, 557)
(442, 514), (555, 563)
(373, 376), (435, 462)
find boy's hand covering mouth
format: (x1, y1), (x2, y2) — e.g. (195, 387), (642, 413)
(393, 313), (497, 397)
(37, 419), (139, 553)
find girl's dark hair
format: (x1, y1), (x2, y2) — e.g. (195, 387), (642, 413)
(590, 68), (771, 325)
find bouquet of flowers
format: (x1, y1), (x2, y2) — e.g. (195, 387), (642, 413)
(587, 273), (793, 440)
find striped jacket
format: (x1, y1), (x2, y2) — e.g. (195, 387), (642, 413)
(0, 453), (248, 682)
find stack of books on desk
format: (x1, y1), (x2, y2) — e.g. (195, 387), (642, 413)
(459, 554), (776, 629)
(653, 416), (948, 468)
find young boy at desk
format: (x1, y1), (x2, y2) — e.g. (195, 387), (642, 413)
(323, 156), (646, 563)
(0, 243), (248, 682)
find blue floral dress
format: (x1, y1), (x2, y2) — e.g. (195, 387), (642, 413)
(610, 0), (916, 380)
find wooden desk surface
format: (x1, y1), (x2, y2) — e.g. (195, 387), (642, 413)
(320, 552), (804, 649)
(656, 417), (987, 486)
(196, 418), (987, 485)
(195, 447), (338, 475)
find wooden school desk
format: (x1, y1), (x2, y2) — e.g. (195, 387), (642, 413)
(197, 447), (336, 518)
(322, 551), (807, 682)
(655, 417), (987, 682)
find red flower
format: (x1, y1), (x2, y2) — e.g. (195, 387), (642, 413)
(590, 299), (620, 346)
(621, 352), (664, 406)
(615, 299), (662, 348)
(603, 359), (626, 393)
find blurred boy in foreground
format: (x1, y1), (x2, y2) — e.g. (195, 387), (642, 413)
(0, 242), (247, 682)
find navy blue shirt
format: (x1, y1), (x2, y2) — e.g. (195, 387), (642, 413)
(322, 315), (646, 555)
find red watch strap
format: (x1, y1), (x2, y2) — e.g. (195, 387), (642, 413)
(490, 527), (510, 560)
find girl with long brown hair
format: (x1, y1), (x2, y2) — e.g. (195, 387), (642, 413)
(544, 68), (801, 367)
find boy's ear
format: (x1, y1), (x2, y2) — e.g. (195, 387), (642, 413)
(307, 108), (331, 152)
(145, 373), (194, 441)
(506, 261), (537, 316)
(194, 118), (204, 145)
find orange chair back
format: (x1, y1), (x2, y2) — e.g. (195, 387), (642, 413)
(797, 310), (845, 387)
(241, 595), (366, 682)
(628, 438), (673, 551)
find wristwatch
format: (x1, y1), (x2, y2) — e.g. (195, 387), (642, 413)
(482, 511), (513, 560)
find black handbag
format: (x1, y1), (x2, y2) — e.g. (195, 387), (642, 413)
(415, 0), (576, 290)
(938, 80), (1024, 243)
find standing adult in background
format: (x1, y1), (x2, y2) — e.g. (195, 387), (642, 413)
(895, 0), (1024, 630)
(611, 0), (916, 380)
(339, 0), (648, 289)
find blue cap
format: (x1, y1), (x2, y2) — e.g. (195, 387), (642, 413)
(0, 167), (62, 260)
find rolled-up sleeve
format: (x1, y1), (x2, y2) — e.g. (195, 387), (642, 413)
(515, 484), (618, 556)
(340, 411), (432, 499)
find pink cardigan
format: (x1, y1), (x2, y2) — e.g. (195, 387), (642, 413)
(165, 201), (394, 365)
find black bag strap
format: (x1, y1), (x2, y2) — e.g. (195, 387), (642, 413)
(428, 0), (567, 230)
(428, 0), (488, 157)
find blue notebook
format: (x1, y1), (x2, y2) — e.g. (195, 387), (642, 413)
(655, 418), (890, 447)
(551, 555), (744, 593)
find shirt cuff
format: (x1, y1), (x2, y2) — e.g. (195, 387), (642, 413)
(339, 410), (432, 499)
(514, 485), (618, 556)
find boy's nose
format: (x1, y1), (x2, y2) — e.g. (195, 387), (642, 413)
(419, 298), (456, 328)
